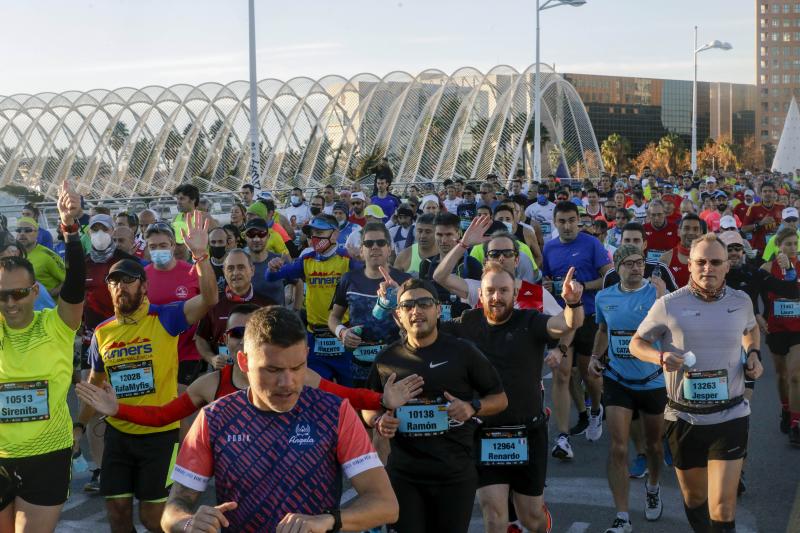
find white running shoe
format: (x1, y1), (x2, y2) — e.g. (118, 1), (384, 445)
(645, 485), (663, 521)
(586, 404), (604, 442)
(551, 434), (574, 461)
(604, 517), (633, 533)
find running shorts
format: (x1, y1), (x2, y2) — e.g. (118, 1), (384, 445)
(665, 416), (748, 470)
(603, 376), (667, 416)
(0, 447), (71, 510)
(477, 423), (548, 497)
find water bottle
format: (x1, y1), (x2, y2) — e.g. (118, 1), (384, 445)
(372, 286), (398, 319)
(72, 450), (89, 474)
(786, 264), (797, 282)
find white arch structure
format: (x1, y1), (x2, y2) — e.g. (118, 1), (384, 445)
(0, 64), (602, 200)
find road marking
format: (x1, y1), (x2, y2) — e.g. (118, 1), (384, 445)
(565, 523), (590, 533)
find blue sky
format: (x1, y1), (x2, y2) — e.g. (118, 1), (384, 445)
(1, 0), (755, 95)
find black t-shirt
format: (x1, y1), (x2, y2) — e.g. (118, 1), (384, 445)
(440, 309), (553, 426)
(366, 332), (504, 484)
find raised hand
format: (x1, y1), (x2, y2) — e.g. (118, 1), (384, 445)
(57, 181), (81, 226)
(461, 215), (494, 248)
(181, 211), (210, 256)
(382, 373), (424, 409)
(377, 265), (399, 300)
(560, 267), (584, 305)
(75, 382), (119, 417)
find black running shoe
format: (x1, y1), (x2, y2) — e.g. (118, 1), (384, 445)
(781, 409), (790, 434)
(570, 415), (589, 436)
(737, 470), (746, 497)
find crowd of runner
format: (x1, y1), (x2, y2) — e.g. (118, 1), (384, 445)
(0, 165), (798, 533)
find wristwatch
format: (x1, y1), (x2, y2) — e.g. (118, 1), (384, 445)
(470, 398), (482, 416)
(323, 508), (342, 533)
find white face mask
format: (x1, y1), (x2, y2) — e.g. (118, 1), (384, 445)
(290, 195), (302, 206)
(501, 221), (513, 233)
(90, 230), (112, 250)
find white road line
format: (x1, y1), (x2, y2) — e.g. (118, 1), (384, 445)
(565, 523), (590, 533)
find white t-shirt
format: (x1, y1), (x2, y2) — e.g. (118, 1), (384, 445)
(525, 201), (556, 241)
(281, 203), (313, 226)
(443, 197), (463, 213)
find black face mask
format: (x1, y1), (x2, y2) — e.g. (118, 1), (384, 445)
(310, 206), (322, 216)
(210, 245), (227, 259)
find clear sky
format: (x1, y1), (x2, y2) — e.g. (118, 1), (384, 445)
(1, 0), (755, 96)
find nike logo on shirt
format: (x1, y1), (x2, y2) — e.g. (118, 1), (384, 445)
(727, 308), (740, 313)
(429, 361), (448, 369)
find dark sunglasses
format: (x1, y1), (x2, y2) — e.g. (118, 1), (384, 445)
(362, 239), (389, 248)
(14, 227), (35, 234)
(0, 286), (35, 302)
(487, 249), (518, 259)
(397, 297), (438, 310)
(225, 326), (246, 339)
(105, 275), (141, 286)
(244, 230), (268, 239)
(727, 245), (744, 251)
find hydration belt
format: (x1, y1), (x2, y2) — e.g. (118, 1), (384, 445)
(605, 365), (663, 386)
(668, 395), (745, 415)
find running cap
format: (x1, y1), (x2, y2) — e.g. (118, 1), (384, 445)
(350, 192), (366, 201)
(244, 218), (270, 231)
(782, 207), (799, 220)
(364, 205), (386, 219)
(16, 216), (38, 229)
(705, 176), (717, 183)
(718, 231), (744, 247)
(613, 244), (643, 271)
(332, 202), (349, 214)
(106, 258), (146, 282)
(719, 215), (738, 230)
(88, 214), (114, 230)
(246, 202), (268, 219)
(304, 214), (338, 234)
(396, 205), (415, 217)
(744, 189), (755, 197)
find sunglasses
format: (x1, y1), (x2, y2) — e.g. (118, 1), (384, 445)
(14, 227), (35, 234)
(105, 275), (141, 286)
(225, 326), (246, 339)
(0, 285), (35, 302)
(245, 230), (268, 239)
(362, 239), (389, 248)
(691, 258), (726, 267)
(397, 297), (438, 310)
(727, 245), (744, 251)
(487, 249), (518, 259)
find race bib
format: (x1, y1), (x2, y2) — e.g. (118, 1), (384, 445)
(314, 335), (345, 357)
(353, 344), (385, 363)
(552, 278), (564, 295)
(683, 369), (729, 403)
(540, 222), (551, 235)
(646, 249), (665, 262)
(609, 330), (635, 359)
(396, 399), (449, 436)
(480, 426), (529, 465)
(0, 380), (49, 423)
(774, 300), (800, 317)
(108, 361), (156, 399)
(440, 304), (452, 321)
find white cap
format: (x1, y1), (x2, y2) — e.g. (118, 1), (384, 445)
(628, 174), (638, 181)
(744, 189), (755, 197)
(705, 176), (717, 183)
(719, 215), (738, 230)
(350, 191), (366, 201)
(782, 207), (799, 220)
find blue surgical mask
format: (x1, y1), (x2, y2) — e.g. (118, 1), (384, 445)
(537, 194), (548, 205)
(501, 221), (513, 233)
(150, 249), (173, 267)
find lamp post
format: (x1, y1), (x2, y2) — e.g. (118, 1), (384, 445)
(248, 0), (261, 191)
(691, 26), (732, 175)
(533, 0), (586, 183)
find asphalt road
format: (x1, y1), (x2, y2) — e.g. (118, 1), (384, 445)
(58, 352), (798, 533)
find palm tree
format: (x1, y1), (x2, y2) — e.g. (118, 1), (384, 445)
(110, 121), (130, 159)
(656, 133), (686, 176)
(600, 133), (630, 176)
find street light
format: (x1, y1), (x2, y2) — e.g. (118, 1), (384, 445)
(248, 0), (261, 191)
(691, 26), (732, 174)
(533, 0), (586, 183)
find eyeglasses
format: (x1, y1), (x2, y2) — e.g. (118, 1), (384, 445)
(244, 230), (268, 239)
(0, 285), (35, 302)
(362, 239), (389, 248)
(14, 227), (34, 234)
(397, 297), (438, 310)
(487, 249), (518, 259)
(105, 275), (140, 286)
(727, 245), (744, 252)
(620, 259), (644, 269)
(225, 326), (245, 339)
(691, 258), (726, 267)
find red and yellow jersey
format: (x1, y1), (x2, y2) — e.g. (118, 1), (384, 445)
(266, 247), (355, 328)
(90, 298), (189, 435)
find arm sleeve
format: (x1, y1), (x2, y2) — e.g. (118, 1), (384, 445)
(115, 392), (199, 427)
(171, 409), (213, 491)
(265, 256), (305, 282)
(89, 332), (105, 372)
(59, 237), (85, 304)
(318, 379), (382, 411)
(336, 400), (382, 479)
(156, 301), (191, 336)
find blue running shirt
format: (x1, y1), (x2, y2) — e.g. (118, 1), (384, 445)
(541, 232), (611, 315)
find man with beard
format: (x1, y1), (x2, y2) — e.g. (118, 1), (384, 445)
(73, 212), (218, 533)
(394, 213), (439, 275)
(329, 223), (411, 387)
(658, 214), (706, 287)
(0, 183), (84, 533)
(437, 264), (584, 533)
(630, 233), (763, 533)
(388, 205), (416, 256)
(364, 278), (508, 533)
(245, 218), (292, 306)
(349, 191), (368, 227)
(77, 213), (139, 493)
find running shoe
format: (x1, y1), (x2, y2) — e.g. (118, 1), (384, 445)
(586, 404), (604, 442)
(663, 437), (673, 467)
(551, 434), (574, 461)
(790, 421), (800, 447)
(506, 522), (523, 533)
(569, 414), (589, 436)
(83, 468), (101, 493)
(645, 485), (663, 521)
(737, 470), (746, 497)
(781, 409), (791, 434)
(629, 454), (648, 479)
(604, 517), (633, 533)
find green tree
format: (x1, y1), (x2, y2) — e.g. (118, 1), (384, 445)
(600, 133), (630, 176)
(110, 121), (130, 158)
(163, 129), (183, 172)
(656, 133), (686, 176)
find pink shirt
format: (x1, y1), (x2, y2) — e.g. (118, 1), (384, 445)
(145, 261), (201, 362)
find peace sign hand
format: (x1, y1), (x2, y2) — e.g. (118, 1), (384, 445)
(377, 265), (399, 300)
(560, 267), (584, 305)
